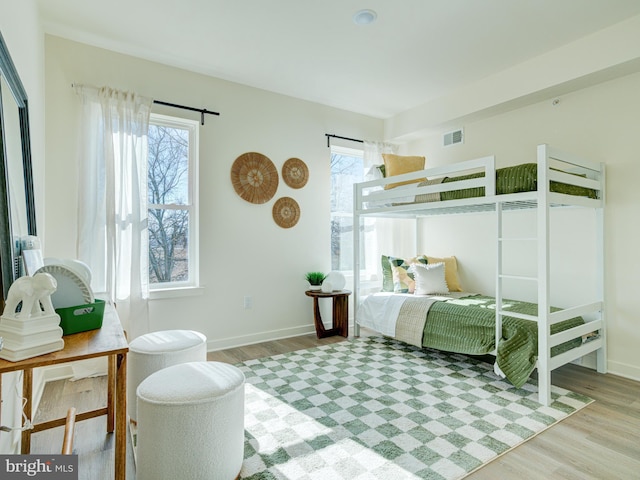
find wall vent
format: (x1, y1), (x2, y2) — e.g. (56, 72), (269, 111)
(443, 128), (464, 147)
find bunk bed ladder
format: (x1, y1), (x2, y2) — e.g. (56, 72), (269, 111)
(496, 205), (551, 404)
(495, 147), (552, 406)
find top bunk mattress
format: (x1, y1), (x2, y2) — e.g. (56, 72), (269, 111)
(410, 163), (597, 205)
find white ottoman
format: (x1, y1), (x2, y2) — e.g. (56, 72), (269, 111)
(127, 329), (207, 422)
(136, 361), (245, 480)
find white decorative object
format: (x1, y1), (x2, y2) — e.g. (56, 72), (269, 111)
(34, 264), (94, 309)
(44, 257), (92, 285)
(136, 361), (245, 480)
(321, 281), (333, 293)
(325, 271), (346, 291)
(3, 273), (57, 319)
(0, 273), (64, 361)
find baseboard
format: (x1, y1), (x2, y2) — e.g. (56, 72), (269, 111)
(31, 365), (76, 417)
(207, 324), (316, 351)
(571, 352), (640, 383)
(607, 359), (640, 382)
(573, 351), (597, 370)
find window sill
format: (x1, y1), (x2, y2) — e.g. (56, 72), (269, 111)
(149, 286), (205, 300)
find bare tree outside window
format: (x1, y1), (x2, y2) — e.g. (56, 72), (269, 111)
(147, 123), (191, 284)
(330, 150), (364, 271)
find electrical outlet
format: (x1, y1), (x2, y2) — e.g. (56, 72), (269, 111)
(243, 295), (252, 309)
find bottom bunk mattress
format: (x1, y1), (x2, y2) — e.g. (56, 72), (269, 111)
(357, 293), (584, 388)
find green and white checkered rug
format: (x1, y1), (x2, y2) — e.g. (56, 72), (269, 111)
(238, 336), (592, 480)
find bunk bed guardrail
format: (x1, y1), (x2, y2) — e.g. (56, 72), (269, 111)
(355, 146), (603, 216)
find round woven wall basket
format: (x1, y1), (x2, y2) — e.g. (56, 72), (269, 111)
(282, 157), (309, 189)
(272, 197), (300, 228)
(230, 152), (279, 204)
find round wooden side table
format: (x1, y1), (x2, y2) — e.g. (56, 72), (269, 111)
(304, 290), (351, 339)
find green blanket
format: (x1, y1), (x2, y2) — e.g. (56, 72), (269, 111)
(422, 295), (584, 388)
(439, 163), (597, 200)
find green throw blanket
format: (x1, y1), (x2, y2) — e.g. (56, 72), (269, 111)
(440, 162), (597, 200)
(422, 295), (584, 388)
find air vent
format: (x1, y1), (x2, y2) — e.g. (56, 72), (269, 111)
(443, 128), (464, 147)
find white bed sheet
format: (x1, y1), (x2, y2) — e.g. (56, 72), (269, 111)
(357, 292), (413, 336)
(357, 292), (469, 337)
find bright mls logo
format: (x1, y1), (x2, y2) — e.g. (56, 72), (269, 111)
(0, 455), (78, 479)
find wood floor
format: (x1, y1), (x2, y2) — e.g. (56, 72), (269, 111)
(30, 331), (640, 479)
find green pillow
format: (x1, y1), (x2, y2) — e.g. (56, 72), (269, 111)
(381, 254), (428, 293)
(381, 255), (393, 291)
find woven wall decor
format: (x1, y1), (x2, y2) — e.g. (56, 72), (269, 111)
(272, 197), (300, 228)
(230, 152), (279, 204)
(282, 157), (309, 189)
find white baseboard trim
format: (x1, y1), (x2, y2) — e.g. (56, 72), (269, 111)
(207, 324), (317, 352)
(607, 359), (640, 382)
(31, 365), (76, 417)
(571, 352), (640, 383)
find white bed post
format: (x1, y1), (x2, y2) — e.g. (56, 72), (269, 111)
(537, 144), (552, 406)
(495, 202), (504, 366)
(596, 162), (607, 373)
(353, 183), (361, 337)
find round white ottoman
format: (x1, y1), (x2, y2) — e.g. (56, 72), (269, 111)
(136, 361), (245, 480)
(127, 329), (207, 422)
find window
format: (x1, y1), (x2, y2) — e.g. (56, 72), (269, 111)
(330, 146), (378, 285)
(147, 113), (199, 290)
(331, 146), (363, 271)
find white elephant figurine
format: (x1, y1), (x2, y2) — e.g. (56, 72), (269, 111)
(2, 273), (58, 319)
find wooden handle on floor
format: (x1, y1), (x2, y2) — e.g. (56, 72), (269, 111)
(61, 407), (77, 455)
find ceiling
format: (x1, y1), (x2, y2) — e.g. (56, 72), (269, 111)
(37, 0), (640, 119)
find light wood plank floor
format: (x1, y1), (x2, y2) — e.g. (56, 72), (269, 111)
(30, 331), (640, 479)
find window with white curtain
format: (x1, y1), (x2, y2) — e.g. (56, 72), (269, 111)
(147, 113), (199, 290)
(330, 145), (379, 288)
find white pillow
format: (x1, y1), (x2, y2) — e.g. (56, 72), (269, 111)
(410, 262), (449, 295)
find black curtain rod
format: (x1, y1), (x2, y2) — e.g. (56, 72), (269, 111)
(325, 133), (364, 148)
(153, 100), (220, 125)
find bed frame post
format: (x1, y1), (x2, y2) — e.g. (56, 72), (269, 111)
(596, 162), (607, 373)
(353, 182), (361, 337)
(495, 202), (503, 368)
(537, 144), (552, 406)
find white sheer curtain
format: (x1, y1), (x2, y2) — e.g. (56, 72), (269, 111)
(361, 141), (397, 289)
(362, 141), (416, 286)
(363, 140), (397, 182)
(76, 85), (153, 339)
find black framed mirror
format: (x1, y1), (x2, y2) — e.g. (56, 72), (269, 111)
(0, 30), (37, 305)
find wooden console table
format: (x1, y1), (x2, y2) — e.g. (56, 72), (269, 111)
(0, 303), (128, 480)
(305, 290), (351, 338)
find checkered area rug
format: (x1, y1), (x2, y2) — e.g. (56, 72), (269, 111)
(238, 336), (592, 480)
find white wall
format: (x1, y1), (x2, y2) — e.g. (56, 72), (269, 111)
(0, 0), (45, 454)
(387, 14), (640, 141)
(402, 73), (640, 381)
(43, 35), (383, 349)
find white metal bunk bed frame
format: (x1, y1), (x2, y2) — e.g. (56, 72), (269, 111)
(352, 144), (606, 406)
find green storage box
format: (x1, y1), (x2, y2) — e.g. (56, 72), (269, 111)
(56, 299), (106, 336)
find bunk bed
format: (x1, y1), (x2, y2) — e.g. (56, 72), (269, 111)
(353, 144), (606, 406)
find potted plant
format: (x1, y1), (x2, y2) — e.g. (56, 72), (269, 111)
(305, 272), (326, 291)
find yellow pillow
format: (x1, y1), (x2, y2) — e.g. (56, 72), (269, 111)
(426, 255), (463, 292)
(382, 154), (426, 189)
